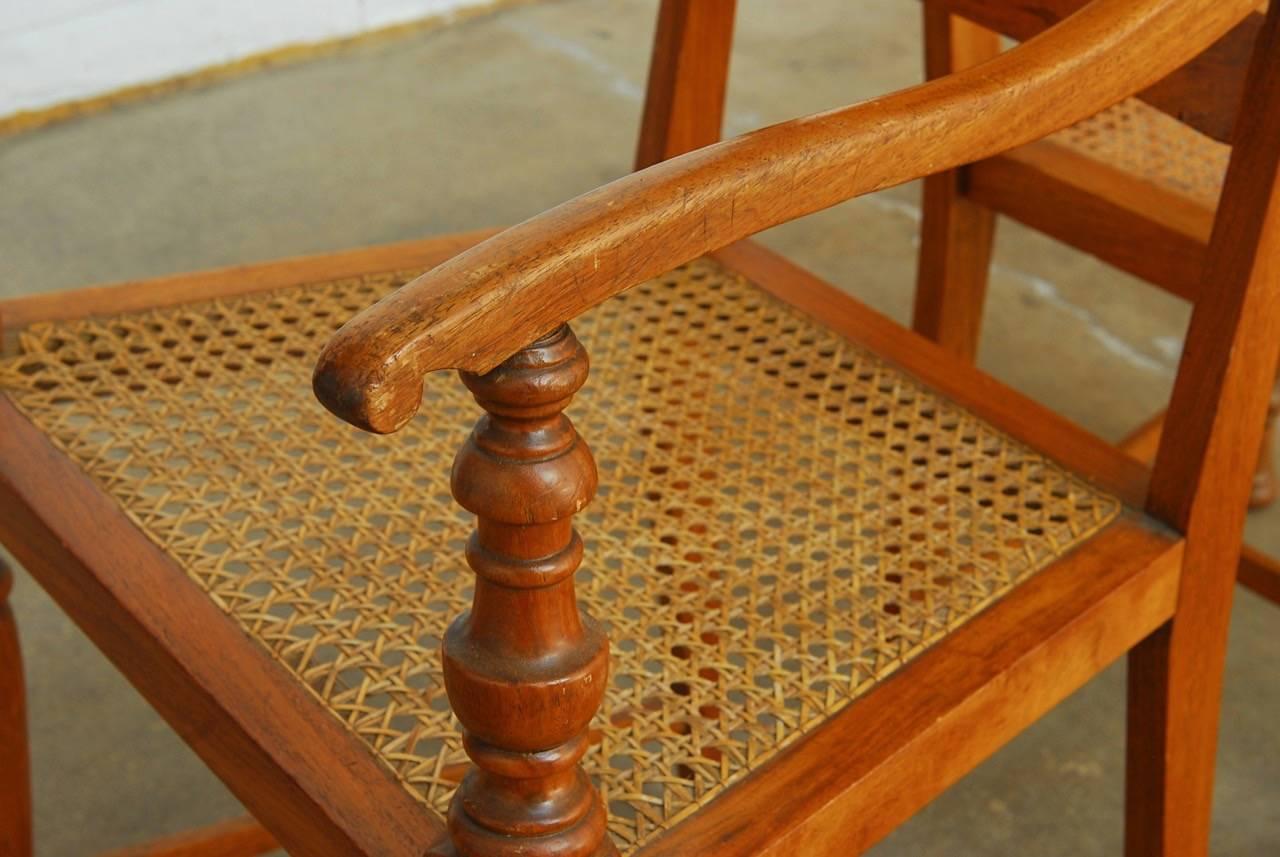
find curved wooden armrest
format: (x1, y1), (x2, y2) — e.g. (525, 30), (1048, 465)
(314, 0), (1256, 434)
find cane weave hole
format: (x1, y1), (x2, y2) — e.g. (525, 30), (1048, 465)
(0, 257), (1122, 851)
(1051, 97), (1231, 206)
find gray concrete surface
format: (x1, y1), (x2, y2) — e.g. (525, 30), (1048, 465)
(0, 0), (1276, 854)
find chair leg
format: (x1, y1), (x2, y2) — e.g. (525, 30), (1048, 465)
(1125, 609), (1233, 857)
(1248, 372), (1280, 508)
(912, 9), (1000, 362)
(0, 559), (33, 857)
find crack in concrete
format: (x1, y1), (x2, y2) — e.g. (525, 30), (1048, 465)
(499, 15), (764, 132)
(499, 16), (645, 101)
(993, 264), (1176, 376)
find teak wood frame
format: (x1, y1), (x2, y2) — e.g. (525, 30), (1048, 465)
(0, 0), (1276, 855)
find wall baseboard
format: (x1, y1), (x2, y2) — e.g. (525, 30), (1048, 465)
(0, 0), (538, 139)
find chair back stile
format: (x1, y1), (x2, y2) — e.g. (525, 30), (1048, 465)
(1149, 2), (1280, 533)
(912, 6), (1002, 360)
(1134, 3), (1280, 851)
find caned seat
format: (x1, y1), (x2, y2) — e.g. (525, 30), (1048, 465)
(0, 256), (1121, 852)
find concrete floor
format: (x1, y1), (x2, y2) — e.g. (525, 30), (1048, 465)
(0, 0), (1276, 854)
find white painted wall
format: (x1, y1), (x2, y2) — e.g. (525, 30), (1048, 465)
(0, 0), (495, 116)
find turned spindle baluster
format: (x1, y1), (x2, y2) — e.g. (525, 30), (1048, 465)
(442, 324), (616, 857)
(0, 559), (32, 857)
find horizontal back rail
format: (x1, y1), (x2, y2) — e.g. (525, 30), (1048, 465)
(927, 0), (1265, 142)
(967, 142), (1214, 300)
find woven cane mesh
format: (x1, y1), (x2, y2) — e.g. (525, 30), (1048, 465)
(0, 257), (1122, 851)
(1051, 98), (1231, 206)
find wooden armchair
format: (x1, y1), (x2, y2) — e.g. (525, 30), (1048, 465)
(1, 1), (1276, 856)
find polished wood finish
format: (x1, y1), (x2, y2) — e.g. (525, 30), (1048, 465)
(0, 559), (32, 857)
(912, 9), (1001, 359)
(1129, 5), (1280, 853)
(635, 0), (736, 169)
(931, 0), (1265, 143)
(97, 817), (276, 857)
(313, 0), (1257, 434)
(442, 325), (614, 857)
(0, 399), (448, 857)
(312, 1), (1271, 852)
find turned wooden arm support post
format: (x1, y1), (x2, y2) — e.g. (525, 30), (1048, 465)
(442, 325), (614, 857)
